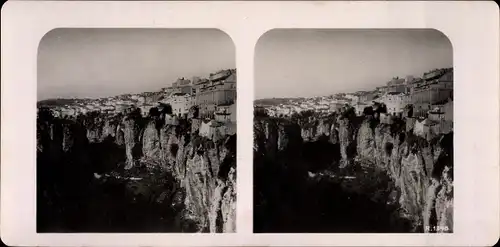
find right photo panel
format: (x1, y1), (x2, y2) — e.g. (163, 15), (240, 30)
(253, 29), (453, 233)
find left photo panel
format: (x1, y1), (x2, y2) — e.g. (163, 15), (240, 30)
(36, 28), (237, 233)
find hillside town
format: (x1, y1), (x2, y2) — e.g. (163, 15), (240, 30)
(38, 69), (237, 137)
(256, 67), (453, 141)
(36, 68), (238, 233)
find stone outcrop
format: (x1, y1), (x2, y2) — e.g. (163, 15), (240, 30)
(254, 113), (453, 233)
(163, 133), (237, 233)
(121, 116), (140, 169)
(142, 120), (161, 162)
(354, 116), (453, 232)
(37, 109), (237, 233)
(101, 119), (117, 141)
(356, 119), (376, 161)
(299, 117), (335, 142)
(338, 118), (354, 168)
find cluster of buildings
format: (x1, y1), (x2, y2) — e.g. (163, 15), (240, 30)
(261, 67), (452, 117)
(42, 69), (237, 125)
(261, 96), (337, 118)
(45, 95), (148, 118)
(160, 69), (237, 121)
(372, 68), (453, 117)
(356, 67), (454, 140)
(257, 67), (454, 140)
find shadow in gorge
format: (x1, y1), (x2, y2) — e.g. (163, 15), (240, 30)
(254, 169), (413, 233)
(302, 136), (341, 172)
(38, 148), (194, 232)
(74, 172), (195, 233)
(88, 135), (126, 174)
(37, 122), (195, 233)
(295, 176), (413, 233)
(254, 135), (413, 233)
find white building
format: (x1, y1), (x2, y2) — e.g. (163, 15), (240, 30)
(344, 93), (360, 102)
(61, 108), (76, 117)
(276, 107), (292, 117)
(115, 104), (128, 113)
(51, 109), (62, 118)
(376, 92), (410, 115)
(79, 108), (88, 114)
(137, 96), (146, 104)
(215, 104), (236, 123)
(170, 93), (195, 116)
(314, 104), (329, 111)
(101, 105), (114, 111)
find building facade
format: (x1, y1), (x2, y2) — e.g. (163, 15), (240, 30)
(376, 92), (410, 115)
(411, 84), (453, 105)
(442, 99), (453, 122)
(214, 103), (236, 123)
(163, 78), (194, 95)
(358, 92), (378, 103)
(196, 70), (236, 106)
(160, 69), (236, 119)
(170, 93), (195, 117)
(428, 110), (445, 121)
(410, 68), (453, 105)
(199, 103), (217, 119)
(412, 102), (431, 118)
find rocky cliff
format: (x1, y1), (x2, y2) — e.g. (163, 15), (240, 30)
(254, 113), (453, 233)
(355, 116), (453, 232)
(37, 109), (236, 233)
(298, 116), (337, 143)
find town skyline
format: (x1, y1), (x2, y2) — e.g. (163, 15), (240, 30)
(37, 68), (235, 102)
(255, 29), (453, 100)
(37, 28), (235, 101)
(254, 65), (452, 100)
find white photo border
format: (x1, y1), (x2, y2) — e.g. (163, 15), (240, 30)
(1, 1), (499, 246)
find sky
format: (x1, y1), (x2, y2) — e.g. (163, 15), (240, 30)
(37, 28), (235, 100)
(255, 29), (453, 99)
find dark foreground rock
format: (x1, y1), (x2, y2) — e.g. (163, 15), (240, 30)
(37, 110), (236, 233)
(253, 114), (453, 233)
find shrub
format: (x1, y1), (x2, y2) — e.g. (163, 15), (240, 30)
(38, 107), (54, 122)
(159, 103), (173, 115)
(149, 107), (160, 118)
(254, 107), (268, 117)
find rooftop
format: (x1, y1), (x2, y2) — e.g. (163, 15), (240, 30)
(217, 102), (235, 107)
(209, 69), (236, 82)
(387, 92), (407, 96)
(172, 92), (190, 96)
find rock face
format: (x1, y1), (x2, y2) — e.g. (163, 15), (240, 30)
(37, 109), (237, 233)
(101, 119), (117, 141)
(62, 122), (75, 152)
(254, 113), (453, 233)
(121, 116), (140, 169)
(299, 117), (335, 142)
(338, 118), (354, 168)
(220, 166), (237, 232)
(356, 119), (377, 161)
(142, 120), (161, 162)
(178, 136), (236, 232)
(356, 119), (454, 232)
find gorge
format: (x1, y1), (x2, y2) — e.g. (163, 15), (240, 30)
(253, 109), (453, 233)
(36, 107), (237, 233)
